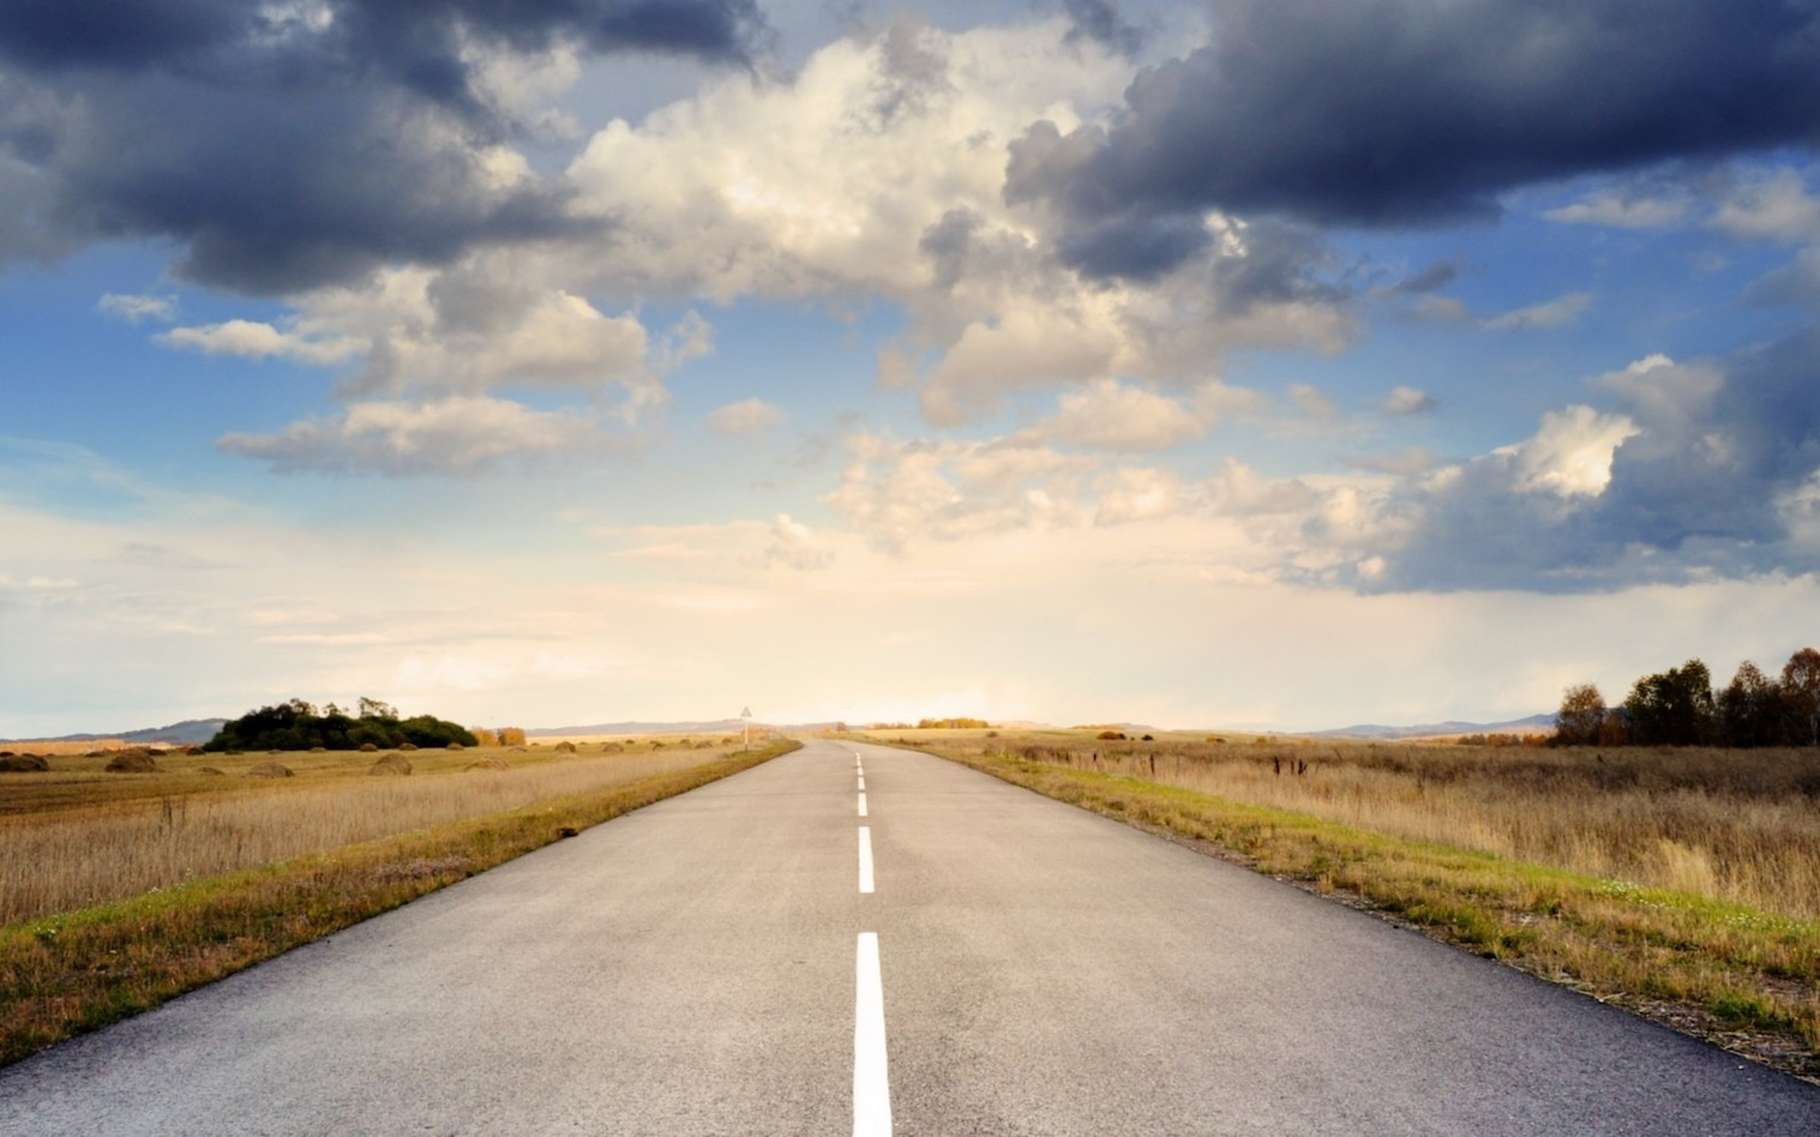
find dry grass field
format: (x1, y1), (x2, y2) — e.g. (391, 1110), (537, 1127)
(859, 727), (1820, 1078)
(0, 736), (797, 1066)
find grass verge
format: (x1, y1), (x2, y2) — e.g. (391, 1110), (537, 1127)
(875, 736), (1820, 1083)
(0, 740), (798, 1068)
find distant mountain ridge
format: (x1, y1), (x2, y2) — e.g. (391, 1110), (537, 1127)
(13, 718), (228, 745)
(1305, 713), (1555, 740)
(528, 719), (842, 737)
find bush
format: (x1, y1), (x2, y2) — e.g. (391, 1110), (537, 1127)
(203, 698), (477, 753)
(498, 727), (527, 746)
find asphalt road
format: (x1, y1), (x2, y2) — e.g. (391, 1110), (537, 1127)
(3, 739), (1816, 1135)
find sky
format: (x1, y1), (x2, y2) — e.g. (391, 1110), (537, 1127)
(4, 0), (1820, 736)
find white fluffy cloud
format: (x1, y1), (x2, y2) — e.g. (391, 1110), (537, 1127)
(1544, 192), (1690, 229)
(1383, 385), (1437, 415)
(1713, 168), (1820, 243)
(565, 19), (1355, 425)
(1015, 379), (1212, 451)
(706, 397), (785, 436)
(218, 396), (602, 476)
(1497, 405), (1640, 498)
(159, 319), (364, 366)
(97, 292), (177, 324)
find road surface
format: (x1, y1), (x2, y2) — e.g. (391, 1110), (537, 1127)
(2, 738), (1816, 1135)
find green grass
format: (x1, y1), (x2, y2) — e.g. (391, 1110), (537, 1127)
(879, 736), (1820, 1082)
(0, 740), (798, 1068)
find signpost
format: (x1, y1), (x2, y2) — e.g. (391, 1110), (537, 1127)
(741, 706), (752, 751)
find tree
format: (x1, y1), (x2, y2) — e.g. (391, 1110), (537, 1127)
(1624, 659), (1716, 746)
(1782, 648), (1820, 746)
(358, 697), (398, 722)
(1717, 661), (1784, 748)
(1555, 684), (1606, 746)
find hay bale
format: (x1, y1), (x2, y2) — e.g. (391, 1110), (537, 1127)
(445, 742), (464, 751)
(183, 746), (205, 756)
(359, 742), (379, 752)
(309, 745), (327, 752)
(554, 741), (578, 754)
(398, 742), (418, 751)
(601, 742), (624, 753)
(105, 751), (159, 773)
(368, 753), (413, 776)
(198, 766), (226, 776)
(0, 754), (49, 773)
(465, 757), (509, 771)
(247, 761), (293, 778)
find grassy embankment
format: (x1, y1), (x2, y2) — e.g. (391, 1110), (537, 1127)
(0, 736), (798, 1067)
(857, 728), (1820, 1080)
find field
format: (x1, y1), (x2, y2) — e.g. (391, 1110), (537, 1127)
(0, 734), (796, 1066)
(857, 728), (1820, 1079)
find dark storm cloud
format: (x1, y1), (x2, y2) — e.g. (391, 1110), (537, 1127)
(1062, 0), (1144, 57)
(1011, 0), (1820, 279)
(0, 0), (767, 293)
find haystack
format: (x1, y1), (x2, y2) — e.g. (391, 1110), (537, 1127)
(465, 757), (509, 771)
(368, 753), (412, 776)
(247, 761), (294, 778)
(554, 741), (578, 754)
(0, 754), (49, 772)
(105, 751), (159, 773)
(359, 742), (379, 752)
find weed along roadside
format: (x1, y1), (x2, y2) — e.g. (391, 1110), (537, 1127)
(858, 730), (1820, 1084)
(0, 739), (800, 1068)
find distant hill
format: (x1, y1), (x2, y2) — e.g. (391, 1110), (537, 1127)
(527, 716), (782, 734)
(1305, 713), (1555, 740)
(14, 718), (228, 745)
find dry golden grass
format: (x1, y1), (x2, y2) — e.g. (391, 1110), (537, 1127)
(0, 741), (761, 926)
(878, 729), (1820, 920)
(0, 740), (799, 1067)
(869, 729), (1820, 1078)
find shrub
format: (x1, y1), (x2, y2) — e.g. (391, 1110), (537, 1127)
(497, 727), (527, 746)
(470, 728), (500, 748)
(204, 698), (476, 752)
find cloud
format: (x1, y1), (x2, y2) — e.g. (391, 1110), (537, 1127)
(1712, 167), (1820, 243)
(1382, 386), (1437, 415)
(565, 20), (1353, 424)
(1497, 406), (1640, 498)
(1012, 379), (1207, 452)
(707, 397), (785, 436)
(1004, 0), (1820, 277)
(158, 319), (364, 366)
(763, 514), (834, 571)
(1482, 292), (1594, 331)
(217, 395), (602, 475)
(97, 292), (175, 323)
(1288, 383), (1337, 419)
(0, 1), (765, 293)
(1062, 0), (1145, 57)
(1544, 192), (1690, 230)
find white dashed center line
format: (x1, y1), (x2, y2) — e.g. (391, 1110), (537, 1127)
(858, 825), (875, 894)
(858, 791), (868, 818)
(853, 932), (893, 1136)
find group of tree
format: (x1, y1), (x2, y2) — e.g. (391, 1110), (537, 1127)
(1556, 648), (1820, 747)
(203, 698), (479, 753)
(916, 717), (990, 729)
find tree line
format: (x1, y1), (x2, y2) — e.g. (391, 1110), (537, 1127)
(1557, 648), (1820, 747)
(203, 697), (478, 753)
